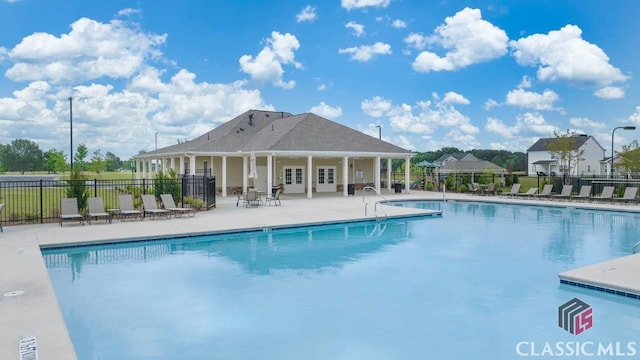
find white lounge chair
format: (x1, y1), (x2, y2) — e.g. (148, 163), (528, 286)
(142, 195), (171, 219)
(614, 187), (638, 204)
(535, 184), (554, 199)
(519, 187), (538, 198)
(87, 197), (112, 224)
(501, 183), (521, 197)
(118, 194), (143, 221)
(551, 184), (573, 201)
(60, 198), (84, 226)
(160, 194), (195, 217)
(590, 186), (614, 202)
(570, 185), (592, 202)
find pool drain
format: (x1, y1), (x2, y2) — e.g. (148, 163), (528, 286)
(4, 290), (24, 297)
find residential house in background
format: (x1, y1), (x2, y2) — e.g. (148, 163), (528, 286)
(527, 134), (606, 176)
(435, 153), (506, 174)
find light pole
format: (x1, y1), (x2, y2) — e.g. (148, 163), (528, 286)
(610, 126), (636, 178)
(68, 97), (73, 170)
(155, 131), (159, 150)
(375, 125), (381, 139)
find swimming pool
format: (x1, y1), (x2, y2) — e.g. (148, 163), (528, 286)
(43, 201), (640, 359)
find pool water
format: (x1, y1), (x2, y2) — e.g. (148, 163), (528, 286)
(43, 201), (640, 359)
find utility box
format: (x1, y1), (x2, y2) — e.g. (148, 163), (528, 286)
(394, 183), (403, 193)
(348, 184), (355, 195)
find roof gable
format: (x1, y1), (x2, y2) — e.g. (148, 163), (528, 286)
(527, 134), (592, 152)
(144, 110), (411, 156)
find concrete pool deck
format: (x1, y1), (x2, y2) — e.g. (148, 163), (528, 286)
(2, 190), (640, 359)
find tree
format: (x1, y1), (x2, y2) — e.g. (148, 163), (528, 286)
(104, 151), (122, 172)
(547, 130), (585, 178)
(617, 140), (640, 177)
(73, 143), (89, 170)
(90, 149), (106, 175)
(0, 139), (44, 173)
(66, 167), (88, 212)
(44, 148), (68, 174)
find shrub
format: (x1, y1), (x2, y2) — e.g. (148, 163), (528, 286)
(153, 169), (181, 202)
(66, 168), (88, 212)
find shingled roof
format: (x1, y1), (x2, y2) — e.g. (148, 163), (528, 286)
(142, 110), (411, 156)
(527, 135), (590, 152)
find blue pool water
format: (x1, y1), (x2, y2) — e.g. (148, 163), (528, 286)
(43, 201), (640, 359)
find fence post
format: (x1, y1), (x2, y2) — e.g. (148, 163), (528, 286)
(40, 179), (44, 224)
(94, 179), (98, 197)
(142, 178), (146, 195)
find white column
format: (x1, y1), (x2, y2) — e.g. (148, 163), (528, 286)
(307, 155), (313, 198)
(267, 154), (273, 195)
(343, 155), (349, 196)
(221, 156), (227, 197)
(242, 155), (248, 192)
(170, 157), (175, 172)
(404, 156), (411, 194)
(179, 155), (185, 175)
(210, 156), (214, 177)
(386, 158), (392, 192)
(189, 155), (196, 176)
(135, 159), (140, 180)
(374, 156), (381, 194)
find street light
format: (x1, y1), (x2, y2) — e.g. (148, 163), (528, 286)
(155, 131), (159, 150)
(68, 97), (73, 170)
(610, 126), (636, 178)
(375, 125), (381, 140)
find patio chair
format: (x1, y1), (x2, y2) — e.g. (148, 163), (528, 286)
(470, 182), (482, 195)
(614, 187), (638, 204)
(483, 183), (496, 196)
(118, 194), (143, 221)
(142, 195), (171, 219)
(535, 184), (554, 199)
(518, 187), (538, 198)
(244, 189), (259, 208)
(501, 183), (521, 197)
(87, 197), (112, 224)
(551, 184), (573, 201)
(570, 185), (592, 202)
(60, 198), (84, 226)
(590, 186), (615, 202)
(160, 194), (195, 217)
(265, 189), (282, 206)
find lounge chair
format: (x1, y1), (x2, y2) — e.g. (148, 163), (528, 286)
(118, 194), (143, 221)
(614, 187), (638, 204)
(535, 184), (554, 199)
(551, 184), (573, 201)
(142, 195), (171, 219)
(87, 197), (112, 224)
(519, 187), (538, 198)
(570, 185), (592, 202)
(60, 198), (84, 226)
(501, 183), (521, 197)
(265, 189), (282, 206)
(590, 186), (614, 202)
(160, 194), (195, 217)
(0, 203), (4, 232)
(470, 183), (482, 195)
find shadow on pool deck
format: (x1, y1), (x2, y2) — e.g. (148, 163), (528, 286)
(2, 190), (640, 359)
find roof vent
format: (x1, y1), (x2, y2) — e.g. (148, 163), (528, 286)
(249, 113), (254, 125)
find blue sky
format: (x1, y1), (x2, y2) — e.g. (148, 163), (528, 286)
(1, 0), (639, 159)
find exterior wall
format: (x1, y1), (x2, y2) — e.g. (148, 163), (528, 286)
(527, 151), (552, 175)
(577, 138), (604, 176)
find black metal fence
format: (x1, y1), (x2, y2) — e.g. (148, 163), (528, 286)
(0, 176), (215, 226)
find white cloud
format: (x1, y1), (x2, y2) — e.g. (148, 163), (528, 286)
(338, 42), (391, 62)
(345, 21), (366, 37)
(594, 86), (625, 99)
(116, 8), (140, 17)
(629, 106), (640, 126)
(392, 19), (406, 28)
(309, 102), (342, 119)
(518, 75), (532, 89)
(484, 99), (499, 110)
(341, 0), (391, 11)
(296, 5), (317, 23)
(411, 7), (508, 72)
(361, 96), (392, 117)
(504, 88), (559, 111)
(239, 31), (301, 89)
(442, 91), (470, 105)
(403, 32), (428, 51)
(510, 25), (629, 87)
(6, 17), (167, 84)
(484, 112), (557, 139)
(569, 117), (606, 130)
